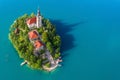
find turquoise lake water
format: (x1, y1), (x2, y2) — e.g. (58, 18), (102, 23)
(0, 0), (120, 80)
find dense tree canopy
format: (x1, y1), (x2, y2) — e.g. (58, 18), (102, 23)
(9, 13), (61, 70)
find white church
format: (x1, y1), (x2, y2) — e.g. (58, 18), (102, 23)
(26, 9), (42, 29)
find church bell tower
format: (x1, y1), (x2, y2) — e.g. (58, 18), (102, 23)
(36, 8), (42, 28)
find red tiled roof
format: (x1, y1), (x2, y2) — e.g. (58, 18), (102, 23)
(34, 40), (43, 48)
(28, 30), (38, 39)
(26, 17), (36, 25)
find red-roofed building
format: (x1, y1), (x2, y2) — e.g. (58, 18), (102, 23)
(26, 9), (42, 29)
(26, 17), (36, 25)
(28, 30), (39, 40)
(34, 40), (44, 50)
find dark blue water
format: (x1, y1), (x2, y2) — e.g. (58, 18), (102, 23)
(0, 0), (120, 80)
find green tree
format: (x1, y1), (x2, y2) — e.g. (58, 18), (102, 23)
(36, 59), (42, 68)
(30, 13), (35, 17)
(40, 49), (45, 54)
(46, 42), (54, 53)
(53, 35), (61, 47)
(54, 52), (60, 59)
(41, 32), (48, 43)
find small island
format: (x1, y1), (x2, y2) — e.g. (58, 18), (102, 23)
(9, 9), (62, 71)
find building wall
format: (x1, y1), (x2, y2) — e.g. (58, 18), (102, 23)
(36, 16), (42, 28)
(27, 23), (37, 29)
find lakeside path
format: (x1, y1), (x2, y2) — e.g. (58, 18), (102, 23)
(45, 50), (55, 65)
(43, 50), (62, 71)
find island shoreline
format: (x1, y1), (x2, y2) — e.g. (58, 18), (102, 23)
(9, 9), (62, 72)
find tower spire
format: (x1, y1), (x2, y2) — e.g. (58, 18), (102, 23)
(37, 7), (40, 16)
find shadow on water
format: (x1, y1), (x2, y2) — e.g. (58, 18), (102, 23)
(51, 20), (81, 57)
